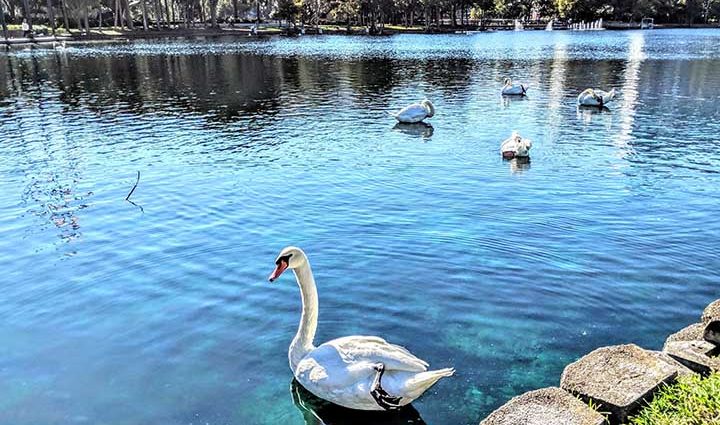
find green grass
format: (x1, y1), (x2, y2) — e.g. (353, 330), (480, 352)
(628, 372), (720, 425)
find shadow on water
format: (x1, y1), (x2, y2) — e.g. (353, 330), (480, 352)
(391, 122), (434, 140)
(290, 380), (427, 425)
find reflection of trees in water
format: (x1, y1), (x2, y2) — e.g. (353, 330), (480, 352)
(22, 174), (90, 245)
(1, 45), (719, 169)
(290, 379), (427, 425)
(1, 56), (92, 248)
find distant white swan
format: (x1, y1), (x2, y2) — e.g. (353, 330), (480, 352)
(390, 100), (435, 123)
(501, 131), (532, 159)
(501, 78), (527, 96)
(577, 88), (616, 107)
(268, 246), (454, 411)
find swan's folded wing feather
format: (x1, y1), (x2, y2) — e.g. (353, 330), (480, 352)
(398, 104), (427, 121)
(325, 335), (429, 372)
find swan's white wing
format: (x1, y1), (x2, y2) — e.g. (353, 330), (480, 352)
(395, 104), (428, 122)
(500, 138), (516, 152)
(323, 335), (429, 372)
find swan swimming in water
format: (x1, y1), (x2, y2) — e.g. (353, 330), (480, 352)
(268, 246), (454, 411)
(501, 78), (528, 96)
(500, 132), (532, 159)
(390, 100), (435, 123)
(577, 88), (616, 107)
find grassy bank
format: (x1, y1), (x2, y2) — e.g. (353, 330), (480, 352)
(628, 372), (720, 425)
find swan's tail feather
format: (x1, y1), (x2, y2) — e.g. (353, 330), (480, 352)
(403, 368), (455, 400)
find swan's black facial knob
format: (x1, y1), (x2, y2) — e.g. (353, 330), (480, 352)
(269, 254), (292, 282)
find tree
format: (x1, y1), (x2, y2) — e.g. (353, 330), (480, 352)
(276, 0), (300, 24)
(209, 0), (219, 27)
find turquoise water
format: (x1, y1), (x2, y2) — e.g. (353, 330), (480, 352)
(1, 29), (719, 424)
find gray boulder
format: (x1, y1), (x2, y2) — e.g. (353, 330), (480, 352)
(663, 323), (705, 349)
(702, 299), (720, 323)
(479, 387), (605, 425)
(560, 344), (691, 424)
(664, 340), (720, 375)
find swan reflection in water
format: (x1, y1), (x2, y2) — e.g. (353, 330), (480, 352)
(500, 94), (529, 108)
(576, 105), (611, 124)
(392, 122), (434, 140)
(291, 379), (427, 425)
(508, 157), (531, 174)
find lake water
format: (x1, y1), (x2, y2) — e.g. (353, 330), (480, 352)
(1, 29), (719, 425)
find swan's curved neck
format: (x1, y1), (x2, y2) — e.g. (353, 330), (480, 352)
(289, 261), (318, 371)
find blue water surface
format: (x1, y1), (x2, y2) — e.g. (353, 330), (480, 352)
(0, 29), (719, 425)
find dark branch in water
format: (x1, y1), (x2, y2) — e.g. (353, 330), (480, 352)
(125, 171), (144, 213)
(126, 171), (140, 201)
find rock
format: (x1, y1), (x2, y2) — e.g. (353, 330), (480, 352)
(560, 344), (691, 424)
(663, 323), (705, 350)
(479, 387), (605, 425)
(702, 299), (720, 323)
(704, 321), (720, 346)
(664, 340), (720, 375)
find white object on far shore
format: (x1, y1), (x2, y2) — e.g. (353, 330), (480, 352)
(501, 78), (527, 96)
(577, 88), (616, 107)
(268, 246), (454, 411)
(390, 99), (435, 123)
(501, 131), (532, 159)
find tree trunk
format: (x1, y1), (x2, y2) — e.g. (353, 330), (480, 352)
(114, 0), (120, 27)
(163, 0), (170, 26)
(141, 0), (148, 30)
(46, 0), (56, 35)
(83, 6), (89, 32)
(123, 0), (134, 29)
(255, 0), (260, 24)
(154, 0), (161, 29)
(22, 0), (32, 31)
(61, 0), (70, 31)
(0, 0), (8, 41)
(209, 0), (217, 27)
(233, 0), (238, 19)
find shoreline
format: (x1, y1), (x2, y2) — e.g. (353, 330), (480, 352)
(480, 299), (720, 425)
(1, 23), (718, 47)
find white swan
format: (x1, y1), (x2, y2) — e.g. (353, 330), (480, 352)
(500, 131), (532, 159)
(501, 78), (527, 96)
(268, 246), (454, 411)
(577, 88), (616, 107)
(390, 100), (435, 123)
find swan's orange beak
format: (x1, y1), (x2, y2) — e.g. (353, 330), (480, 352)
(268, 259), (289, 282)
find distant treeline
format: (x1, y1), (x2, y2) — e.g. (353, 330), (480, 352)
(0, 0), (718, 36)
